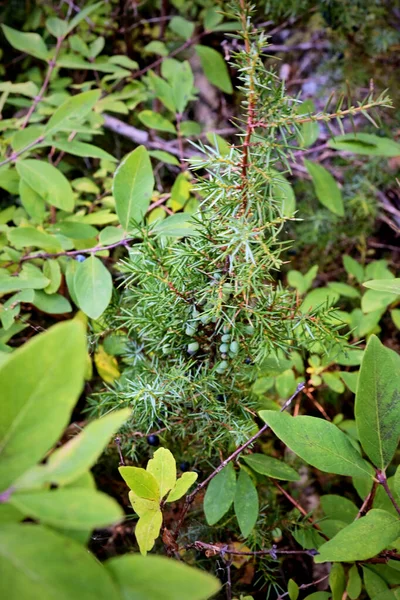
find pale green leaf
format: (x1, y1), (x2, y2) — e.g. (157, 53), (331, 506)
(147, 448), (176, 499)
(0, 524), (119, 600)
(45, 90), (100, 135)
(48, 140), (116, 161)
(135, 509), (163, 555)
(355, 335), (400, 469)
(169, 16), (195, 40)
(105, 553), (221, 600)
(138, 110), (176, 133)
(9, 489), (123, 530)
(203, 462), (236, 525)
(259, 411), (374, 478)
(113, 146), (154, 230)
(1, 25), (48, 60)
(0, 320), (86, 491)
(320, 495), (358, 523)
(288, 579), (300, 600)
(43, 259), (61, 294)
(66, 2), (103, 34)
(328, 133), (400, 157)
(166, 472), (198, 502)
(234, 469), (259, 538)
(195, 45), (233, 94)
(347, 565), (362, 600)
(315, 510), (400, 563)
(46, 17), (68, 38)
(128, 490), (159, 517)
(7, 227), (62, 252)
(343, 255), (364, 283)
(119, 466), (160, 500)
(304, 159), (344, 216)
(363, 279), (400, 295)
(363, 567), (389, 599)
(330, 563), (345, 600)
(74, 255), (113, 320)
(32, 291), (72, 314)
(16, 159), (74, 212)
(99, 226), (125, 245)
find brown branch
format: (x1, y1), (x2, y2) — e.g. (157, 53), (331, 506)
(188, 540), (317, 558)
(172, 383), (305, 541)
(21, 36), (65, 129)
(356, 480), (378, 519)
(376, 470), (400, 516)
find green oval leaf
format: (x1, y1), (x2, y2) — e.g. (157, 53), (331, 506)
(242, 453), (300, 481)
(195, 45), (233, 94)
(105, 553), (221, 600)
(0, 320), (86, 491)
(314, 509), (400, 563)
(9, 489), (123, 530)
(259, 411), (374, 478)
(203, 462), (236, 525)
(355, 335), (400, 470)
(166, 472), (198, 502)
(119, 466), (160, 500)
(234, 469), (259, 538)
(113, 146), (154, 231)
(304, 159), (344, 216)
(16, 159), (74, 212)
(138, 110), (176, 133)
(147, 448), (176, 499)
(0, 524), (119, 600)
(1, 25), (48, 59)
(328, 133), (400, 157)
(74, 255), (113, 320)
(45, 90), (101, 135)
(363, 279), (400, 295)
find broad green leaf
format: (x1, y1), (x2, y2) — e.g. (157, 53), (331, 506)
(361, 289), (398, 314)
(304, 595), (331, 600)
(195, 45), (233, 94)
(330, 563), (345, 600)
(149, 150), (180, 166)
(173, 61), (194, 114)
(288, 579), (299, 600)
(1, 25), (48, 59)
(148, 71), (176, 112)
(343, 255), (364, 283)
(320, 495), (358, 523)
(271, 170), (296, 217)
(32, 291), (72, 314)
(48, 140), (116, 162)
(113, 146), (154, 230)
(340, 371), (359, 394)
(46, 17), (68, 38)
(9, 489), (123, 530)
(43, 259), (61, 294)
(328, 282), (360, 298)
(99, 226), (125, 245)
(304, 160), (344, 216)
(135, 508), (163, 555)
(391, 309), (400, 330)
(74, 256), (112, 320)
(66, 1), (103, 34)
(153, 213), (199, 237)
(363, 567), (389, 599)
(16, 409), (130, 487)
(138, 110), (176, 133)
(203, 462), (236, 525)
(300, 287), (339, 313)
(355, 335), (400, 469)
(119, 466), (160, 500)
(297, 100), (319, 148)
(105, 553), (221, 600)
(55, 221), (98, 240)
(166, 472), (198, 502)
(322, 372), (345, 394)
(128, 490), (159, 517)
(45, 90), (101, 135)
(242, 453), (300, 481)
(363, 279), (400, 295)
(234, 469), (259, 538)
(0, 321), (86, 491)
(12, 125), (44, 152)
(16, 159), (74, 212)
(168, 172), (192, 211)
(315, 510), (400, 563)
(7, 227), (62, 252)
(203, 6), (223, 30)
(169, 16), (195, 40)
(347, 565), (362, 600)
(328, 133), (400, 157)
(147, 448), (176, 498)
(276, 369), (297, 398)
(0, 524), (119, 600)
(0, 263), (49, 294)
(259, 411), (374, 478)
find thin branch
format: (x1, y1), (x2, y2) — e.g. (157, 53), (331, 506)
(15, 238), (131, 265)
(278, 574), (330, 600)
(172, 383), (305, 540)
(356, 480), (378, 519)
(376, 470), (400, 516)
(21, 36), (65, 129)
(189, 540), (318, 558)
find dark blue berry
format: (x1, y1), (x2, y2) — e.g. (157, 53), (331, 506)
(216, 394), (225, 402)
(180, 461), (190, 472)
(76, 254), (86, 262)
(244, 358), (253, 365)
(147, 434), (160, 447)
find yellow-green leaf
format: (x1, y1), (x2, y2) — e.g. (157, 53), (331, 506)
(135, 509), (163, 556)
(166, 472), (198, 502)
(147, 448), (176, 499)
(119, 466), (160, 500)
